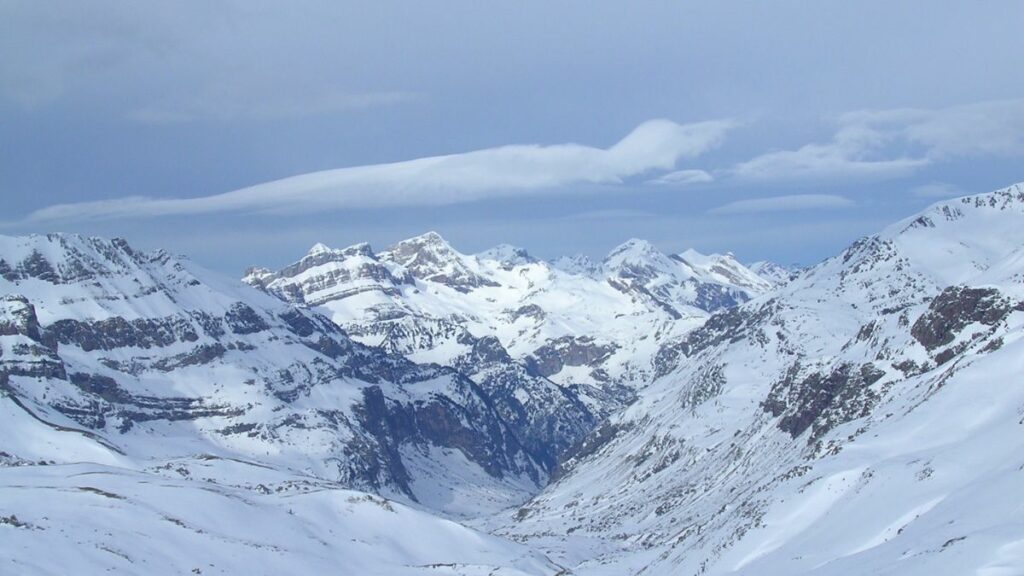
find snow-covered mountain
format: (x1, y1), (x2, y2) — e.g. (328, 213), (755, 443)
(500, 183), (1024, 574)
(0, 233), (556, 517)
(245, 233), (772, 416)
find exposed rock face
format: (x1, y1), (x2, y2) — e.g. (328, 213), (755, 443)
(763, 362), (884, 440)
(49, 316), (201, 352)
(911, 286), (1018, 351)
(0, 294), (65, 379)
(528, 336), (618, 379)
(451, 335), (596, 472)
(0, 294), (45, 341)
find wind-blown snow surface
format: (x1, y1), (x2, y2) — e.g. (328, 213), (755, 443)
(498, 183), (1024, 575)
(0, 461), (559, 575)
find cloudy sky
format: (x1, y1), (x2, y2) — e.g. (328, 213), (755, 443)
(3, 1), (1023, 273)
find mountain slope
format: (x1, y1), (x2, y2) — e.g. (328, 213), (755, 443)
(500, 183), (1024, 575)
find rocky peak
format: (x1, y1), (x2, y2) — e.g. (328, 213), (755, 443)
(381, 231), (498, 292)
(272, 241), (380, 282)
(384, 231), (455, 263)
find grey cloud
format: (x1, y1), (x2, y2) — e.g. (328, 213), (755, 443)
(733, 100), (1024, 183)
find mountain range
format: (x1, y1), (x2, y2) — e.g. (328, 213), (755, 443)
(3, 183), (1023, 574)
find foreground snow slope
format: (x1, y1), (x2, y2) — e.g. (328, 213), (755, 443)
(0, 460), (560, 575)
(501, 183), (1024, 575)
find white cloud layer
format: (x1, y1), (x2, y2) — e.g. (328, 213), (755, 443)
(23, 119), (734, 223)
(733, 99), (1024, 182)
(709, 194), (854, 215)
(647, 169), (714, 186)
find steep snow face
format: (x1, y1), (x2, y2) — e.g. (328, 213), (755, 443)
(500, 183), (1024, 575)
(0, 233), (548, 517)
(248, 233), (773, 410)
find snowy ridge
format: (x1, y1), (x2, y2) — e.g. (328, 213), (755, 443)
(500, 182), (1024, 575)
(247, 232), (773, 408)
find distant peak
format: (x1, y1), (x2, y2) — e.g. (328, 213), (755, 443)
(552, 254), (599, 276)
(386, 231), (458, 260)
(478, 244), (535, 266)
(340, 242), (374, 258)
(307, 242), (333, 256)
(401, 230), (448, 246)
(676, 247), (707, 261)
(604, 238), (662, 262)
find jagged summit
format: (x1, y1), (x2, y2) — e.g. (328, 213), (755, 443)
(381, 231), (496, 292)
